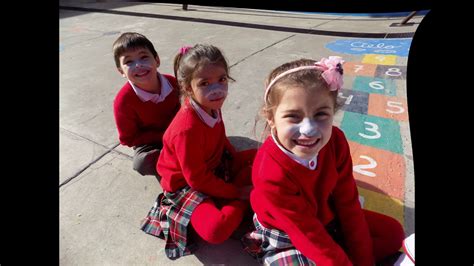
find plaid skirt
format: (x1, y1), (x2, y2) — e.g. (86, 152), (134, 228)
(141, 186), (207, 259)
(241, 214), (316, 265)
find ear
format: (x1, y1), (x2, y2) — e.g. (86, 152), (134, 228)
(117, 67), (126, 78)
(155, 55), (160, 68)
(267, 117), (275, 129)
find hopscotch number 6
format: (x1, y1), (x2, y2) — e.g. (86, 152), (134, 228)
(353, 155), (377, 177)
(358, 122), (381, 139)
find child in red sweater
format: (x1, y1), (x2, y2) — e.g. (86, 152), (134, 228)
(141, 44), (256, 259)
(112, 32), (180, 179)
(242, 58), (404, 265)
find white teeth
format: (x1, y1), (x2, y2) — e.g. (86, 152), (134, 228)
(295, 139), (317, 146)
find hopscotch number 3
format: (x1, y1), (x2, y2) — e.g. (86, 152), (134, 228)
(358, 122), (381, 139)
(353, 155), (377, 177)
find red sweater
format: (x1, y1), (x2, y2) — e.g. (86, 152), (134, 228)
(113, 74), (180, 147)
(157, 100), (239, 199)
(251, 126), (374, 266)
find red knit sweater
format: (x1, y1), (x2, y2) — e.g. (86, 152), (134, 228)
(157, 100), (239, 199)
(113, 74), (180, 147)
(251, 126), (374, 266)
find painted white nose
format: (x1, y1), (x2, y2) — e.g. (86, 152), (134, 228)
(299, 118), (317, 137)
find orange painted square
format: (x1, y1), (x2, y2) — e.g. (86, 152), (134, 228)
(348, 141), (405, 200)
(368, 94), (408, 121)
(343, 61), (377, 77)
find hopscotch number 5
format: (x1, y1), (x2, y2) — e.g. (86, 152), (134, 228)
(353, 155), (377, 177)
(386, 101), (405, 114)
(358, 122), (381, 139)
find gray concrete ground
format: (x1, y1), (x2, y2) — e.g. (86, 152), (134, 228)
(60, 2), (421, 265)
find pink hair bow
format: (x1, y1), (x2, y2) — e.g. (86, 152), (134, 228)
(315, 56), (344, 91)
(179, 45), (193, 55)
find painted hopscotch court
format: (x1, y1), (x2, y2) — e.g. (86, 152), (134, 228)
(326, 38), (414, 235)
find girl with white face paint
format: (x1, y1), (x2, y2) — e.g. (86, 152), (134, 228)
(142, 44), (257, 259)
(244, 58), (405, 266)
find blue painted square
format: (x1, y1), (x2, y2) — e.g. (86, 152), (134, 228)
(340, 112), (403, 154)
(353, 76), (396, 96)
(338, 89), (369, 115)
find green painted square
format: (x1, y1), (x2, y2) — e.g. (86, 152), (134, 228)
(352, 76), (396, 96)
(340, 112), (403, 154)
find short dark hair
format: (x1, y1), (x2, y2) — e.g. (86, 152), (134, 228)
(112, 32), (158, 68)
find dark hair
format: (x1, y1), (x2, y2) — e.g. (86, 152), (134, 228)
(112, 32), (158, 68)
(254, 58), (343, 141)
(173, 44), (234, 99)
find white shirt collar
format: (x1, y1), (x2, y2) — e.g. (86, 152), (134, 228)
(189, 98), (221, 128)
(129, 72), (173, 104)
(271, 129), (318, 170)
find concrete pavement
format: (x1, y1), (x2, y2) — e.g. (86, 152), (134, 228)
(60, 2), (421, 264)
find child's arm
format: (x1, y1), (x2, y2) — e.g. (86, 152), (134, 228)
(253, 176), (352, 266)
(113, 98), (164, 147)
(174, 129), (240, 199)
(332, 128), (374, 266)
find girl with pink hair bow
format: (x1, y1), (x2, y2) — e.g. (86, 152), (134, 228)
(243, 57), (405, 266)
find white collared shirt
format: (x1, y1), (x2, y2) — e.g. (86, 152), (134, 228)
(271, 130), (318, 170)
(189, 98), (221, 128)
(129, 72), (173, 104)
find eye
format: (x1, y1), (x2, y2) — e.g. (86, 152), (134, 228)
(219, 76), (228, 83)
(141, 55), (150, 60)
(314, 112), (330, 120)
(198, 81), (209, 87)
(124, 60), (132, 65)
(283, 114), (301, 123)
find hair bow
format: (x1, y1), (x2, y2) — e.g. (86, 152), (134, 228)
(315, 56), (344, 91)
(179, 45), (193, 55)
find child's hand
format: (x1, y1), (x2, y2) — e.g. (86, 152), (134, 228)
(238, 185), (253, 200)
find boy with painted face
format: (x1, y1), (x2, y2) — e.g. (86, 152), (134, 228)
(242, 57), (405, 266)
(140, 44), (256, 259)
(112, 32), (180, 179)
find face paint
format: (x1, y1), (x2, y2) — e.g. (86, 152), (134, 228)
(203, 83), (228, 101)
(288, 118), (319, 138)
(127, 58), (153, 73)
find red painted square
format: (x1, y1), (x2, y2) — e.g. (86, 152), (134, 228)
(343, 62), (377, 77)
(368, 94), (408, 121)
(348, 141), (405, 200)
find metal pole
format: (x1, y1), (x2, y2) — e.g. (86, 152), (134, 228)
(401, 11), (417, 25)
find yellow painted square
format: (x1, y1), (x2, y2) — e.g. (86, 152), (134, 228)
(357, 186), (404, 227)
(362, 54), (397, 65)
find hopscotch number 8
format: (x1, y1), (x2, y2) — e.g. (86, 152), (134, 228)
(385, 68), (402, 77)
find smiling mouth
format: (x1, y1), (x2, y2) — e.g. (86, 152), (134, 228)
(294, 138), (319, 147)
(209, 96), (225, 102)
(135, 70), (150, 77)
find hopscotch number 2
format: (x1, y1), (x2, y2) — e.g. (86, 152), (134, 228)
(358, 122), (381, 139)
(353, 155), (377, 177)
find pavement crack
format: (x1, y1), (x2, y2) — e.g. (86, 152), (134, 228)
(60, 142), (119, 189)
(230, 34), (295, 68)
